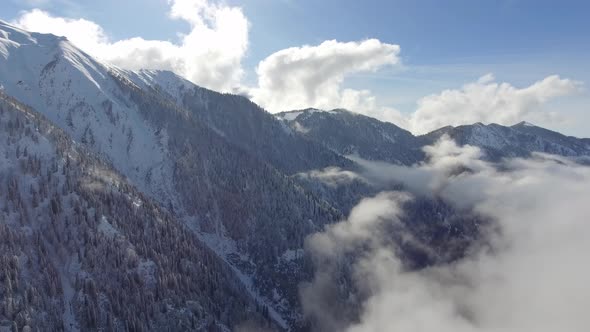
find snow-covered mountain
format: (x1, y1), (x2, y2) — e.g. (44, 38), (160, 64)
(422, 121), (590, 161)
(0, 20), (345, 329)
(278, 108), (424, 165)
(0, 91), (271, 331)
(1, 20), (589, 332)
(0, 20), (175, 202)
(278, 108), (590, 164)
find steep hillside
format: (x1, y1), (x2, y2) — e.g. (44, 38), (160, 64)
(422, 122), (590, 160)
(278, 108), (424, 165)
(0, 21), (345, 327)
(278, 108), (590, 163)
(0, 92), (273, 331)
(125, 70), (353, 175)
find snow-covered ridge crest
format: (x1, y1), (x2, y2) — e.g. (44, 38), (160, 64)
(276, 108), (343, 121)
(0, 20), (177, 208)
(0, 19), (39, 56)
(122, 68), (194, 104)
(0, 18), (113, 91)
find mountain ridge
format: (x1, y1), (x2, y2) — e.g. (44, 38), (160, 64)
(277, 108), (590, 164)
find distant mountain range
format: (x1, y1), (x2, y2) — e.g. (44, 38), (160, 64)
(277, 108), (590, 164)
(0, 21), (588, 331)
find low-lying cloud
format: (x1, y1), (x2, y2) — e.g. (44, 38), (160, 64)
(296, 166), (365, 188)
(303, 137), (590, 332)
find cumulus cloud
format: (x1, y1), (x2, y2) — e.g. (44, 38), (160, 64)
(14, 2), (407, 119)
(14, 0), (249, 91)
(249, 39), (405, 122)
(11, 4), (581, 132)
(254, 64), (580, 135)
(15, 9), (109, 53)
(408, 74), (582, 134)
(303, 137), (590, 332)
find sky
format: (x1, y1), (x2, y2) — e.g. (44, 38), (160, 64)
(2, 0), (589, 136)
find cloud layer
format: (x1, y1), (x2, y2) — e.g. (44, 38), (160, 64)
(15, 0), (249, 91)
(303, 137), (590, 332)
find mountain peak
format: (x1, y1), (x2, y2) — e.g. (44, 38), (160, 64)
(512, 121), (537, 128)
(277, 108), (338, 121)
(0, 20), (68, 51)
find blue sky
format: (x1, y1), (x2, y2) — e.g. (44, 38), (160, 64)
(3, 0), (589, 135)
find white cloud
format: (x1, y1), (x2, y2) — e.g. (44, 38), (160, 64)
(11, 5), (582, 133)
(249, 39), (405, 122)
(251, 52), (580, 134)
(408, 74), (581, 134)
(249, 44), (581, 134)
(15, 9), (109, 53)
(13, 1), (408, 123)
(303, 137), (590, 332)
(348, 136), (489, 200)
(14, 0), (249, 92)
(296, 166), (365, 187)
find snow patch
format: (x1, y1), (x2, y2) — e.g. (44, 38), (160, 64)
(280, 111), (302, 121)
(293, 121), (309, 134)
(98, 216), (120, 239)
(281, 249), (304, 262)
